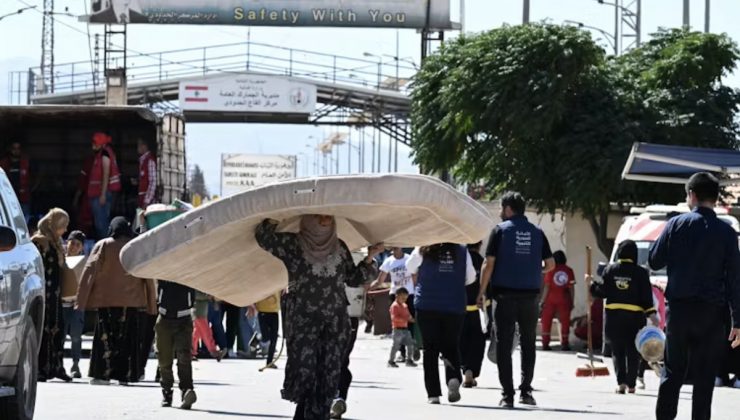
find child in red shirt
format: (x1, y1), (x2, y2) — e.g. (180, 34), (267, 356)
(540, 250), (575, 351)
(388, 288), (417, 368)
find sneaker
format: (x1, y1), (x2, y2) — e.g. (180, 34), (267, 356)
(161, 389), (173, 408)
(519, 391), (537, 406)
(427, 397), (441, 405)
(499, 396), (514, 409)
(55, 370), (73, 383)
(542, 344), (552, 351)
(71, 364), (82, 379)
(463, 370), (475, 388)
(616, 385), (627, 394)
(447, 378), (461, 403)
(387, 361), (399, 368)
(330, 398), (347, 419)
(405, 360), (418, 367)
(181, 389), (197, 410)
(396, 355), (406, 363)
(637, 377), (646, 390)
(628, 388), (636, 394)
(412, 348), (421, 362)
(90, 379), (110, 386)
(561, 344), (572, 352)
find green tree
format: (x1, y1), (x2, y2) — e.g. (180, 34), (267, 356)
(411, 25), (740, 256)
(189, 165), (209, 199)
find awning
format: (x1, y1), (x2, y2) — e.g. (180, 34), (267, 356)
(622, 142), (740, 185)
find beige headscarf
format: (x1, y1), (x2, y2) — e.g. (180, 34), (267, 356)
(297, 215), (340, 264)
(32, 208), (69, 267)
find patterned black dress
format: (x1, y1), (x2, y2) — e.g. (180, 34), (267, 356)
(35, 244), (66, 380)
(256, 220), (373, 420)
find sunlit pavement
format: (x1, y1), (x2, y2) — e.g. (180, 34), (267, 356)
(37, 333), (740, 419)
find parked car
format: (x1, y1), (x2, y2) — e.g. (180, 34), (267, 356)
(0, 169), (44, 420)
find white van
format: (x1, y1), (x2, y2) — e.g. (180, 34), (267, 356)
(609, 204), (740, 288)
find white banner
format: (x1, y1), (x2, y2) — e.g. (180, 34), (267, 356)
(88, 0), (453, 29)
(221, 154), (296, 196)
(179, 75), (316, 115)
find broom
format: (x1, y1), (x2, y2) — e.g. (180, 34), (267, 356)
(575, 246), (610, 377)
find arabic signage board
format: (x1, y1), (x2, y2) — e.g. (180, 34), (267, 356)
(87, 0), (453, 29)
(179, 75), (317, 115)
(221, 153), (297, 196)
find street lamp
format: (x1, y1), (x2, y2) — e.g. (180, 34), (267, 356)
(565, 20), (618, 56)
(0, 5), (37, 22)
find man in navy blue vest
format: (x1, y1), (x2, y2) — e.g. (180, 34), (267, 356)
(478, 191), (555, 408)
(650, 172), (740, 420)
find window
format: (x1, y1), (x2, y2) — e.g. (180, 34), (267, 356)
(0, 174), (29, 242)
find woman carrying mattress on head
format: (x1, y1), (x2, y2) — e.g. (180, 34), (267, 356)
(255, 215), (383, 420)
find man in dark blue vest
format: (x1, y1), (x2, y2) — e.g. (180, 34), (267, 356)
(478, 191), (555, 409)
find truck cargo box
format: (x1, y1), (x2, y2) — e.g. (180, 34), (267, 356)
(0, 105), (186, 238)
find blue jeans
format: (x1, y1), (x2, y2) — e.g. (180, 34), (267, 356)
(62, 306), (84, 363)
(90, 192), (112, 239)
(239, 307), (261, 351)
(208, 302), (228, 349)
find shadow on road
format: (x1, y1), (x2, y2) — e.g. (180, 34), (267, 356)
(191, 409), (291, 418)
(452, 404), (621, 416)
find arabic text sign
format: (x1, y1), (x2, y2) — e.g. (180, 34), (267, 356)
(221, 154), (296, 196)
(179, 75), (317, 114)
(88, 0), (452, 29)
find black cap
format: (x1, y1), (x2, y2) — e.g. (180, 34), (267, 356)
(68, 230), (86, 243)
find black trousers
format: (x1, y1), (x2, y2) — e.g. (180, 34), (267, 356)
(494, 294), (538, 397)
(258, 312), (280, 364)
(656, 301), (725, 420)
(338, 317), (360, 400)
(460, 310), (486, 377)
(389, 294), (415, 357)
(605, 311), (645, 388)
(137, 312), (157, 379)
(221, 303), (241, 351)
(417, 310), (464, 398)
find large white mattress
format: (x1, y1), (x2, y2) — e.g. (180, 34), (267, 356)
(120, 174), (493, 306)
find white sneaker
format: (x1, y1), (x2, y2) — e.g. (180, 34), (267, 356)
(90, 379), (110, 386)
(637, 377), (646, 390)
(447, 378), (461, 403)
(427, 397), (440, 404)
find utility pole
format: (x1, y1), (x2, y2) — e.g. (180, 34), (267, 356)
(40, 0), (55, 93)
(683, 0), (690, 29)
(523, 0), (530, 24)
(705, 0), (710, 33)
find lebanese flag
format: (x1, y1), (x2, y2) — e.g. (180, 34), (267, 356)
(183, 85), (209, 103)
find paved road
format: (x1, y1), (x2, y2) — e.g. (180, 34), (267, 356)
(37, 333), (739, 419)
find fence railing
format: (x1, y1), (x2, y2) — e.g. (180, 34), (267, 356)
(9, 40), (417, 104)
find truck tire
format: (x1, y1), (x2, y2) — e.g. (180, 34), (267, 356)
(0, 319), (39, 420)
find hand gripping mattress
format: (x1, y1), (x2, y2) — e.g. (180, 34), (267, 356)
(120, 174), (493, 306)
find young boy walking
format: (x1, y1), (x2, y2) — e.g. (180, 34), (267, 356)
(388, 288), (417, 368)
(156, 280), (197, 409)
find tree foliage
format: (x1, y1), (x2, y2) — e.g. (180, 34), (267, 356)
(411, 25), (740, 255)
(189, 165), (209, 199)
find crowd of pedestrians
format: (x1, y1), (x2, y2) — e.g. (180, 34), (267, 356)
(5, 131), (740, 420)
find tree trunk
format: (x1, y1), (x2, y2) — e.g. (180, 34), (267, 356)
(587, 211), (615, 259)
